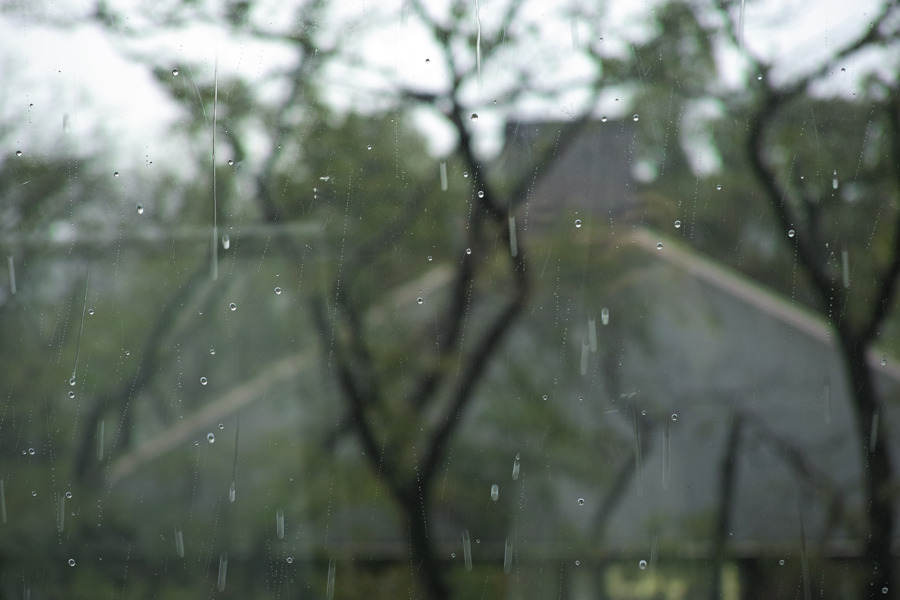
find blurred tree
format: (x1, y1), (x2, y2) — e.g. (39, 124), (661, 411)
(16, 0), (900, 598)
(627, 2), (900, 598)
(132, 1), (643, 598)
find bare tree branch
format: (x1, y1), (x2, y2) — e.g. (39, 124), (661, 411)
(309, 296), (397, 484)
(742, 411), (854, 541)
(709, 412), (742, 600)
(420, 270), (527, 482)
(76, 261), (212, 481)
(860, 90), (900, 343)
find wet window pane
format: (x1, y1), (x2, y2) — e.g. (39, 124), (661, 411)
(2, 1), (900, 599)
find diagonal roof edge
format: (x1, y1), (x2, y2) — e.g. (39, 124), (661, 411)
(106, 351), (315, 486)
(631, 227), (900, 383)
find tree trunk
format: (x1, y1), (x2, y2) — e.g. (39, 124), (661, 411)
(395, 485), (448, 600)
(843, 336), (895, 598)
(710, 414), (742, 600)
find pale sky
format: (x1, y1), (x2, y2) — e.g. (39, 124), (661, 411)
(0, 0), (892, 184)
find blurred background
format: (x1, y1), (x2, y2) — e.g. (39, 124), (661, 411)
(2, 0), (900, 598)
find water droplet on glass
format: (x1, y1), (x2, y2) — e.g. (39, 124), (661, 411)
(275, 287), (282, 295)
(200, 377), (208, 385)
(633, 114), (639, 122)
(326, 558), (336, 599)
(114, 172), (119, 177)
(427, 256), (433, 261)
(88, 309), (94, 315)
(716, 184), (722, 190)
(66, 491), (72, 498)
(287, 557), (294, 564)
(425, 58), (430, 63)
(217, 552), (228, 593)
(69, 376), (76, 386)
(229, 303), (237, 311)
(542, 395), (548, 401)
(417, 297), (424, 305)
(466, 248), (472, 255)
(471, 113), (478, 121)
(841, 68), (846, 72)
(575, 219), (582, 228)
(477, 190), (484, 198)
(757, 74), (763, 80)
(577, 498), (584, 506)
(674, 220), (681, 228)
(31, 491), (37, 496)
(210, 348), (215, 355)
(68, 391), (75, 399)
(219, 423), (224, 429)
(779, 559), (785, 565)
(125, 351), (130, 356)
(601, 307), (609, 325)
(194, 440), (199, 446)
(641, 410), (647, 416)
(367, 145), (372, 150)
(491, 484), (499, 501)
(136, 204), (144, 215)
(222, 234), (230, 250)
(601, 116), (607, 122)
(639, 560), (647, 570)
(833, 170), (839, 189)
(172, 69), (179, 76)
(656, 243), (663, 250)
(882, 356), (887, 366)
(787, 229), (795, 238)
(28, 448), (35, 455)
(451, 553), (456, 558)
(575, 560), (580, 566)
(16, 150), (22, 157)
(207, 433), (215, 443)
(463, 172), (469, 178)
(68, 559), (75, 566)
(883, 588), (888, 594)
(671, 414), (678, 421)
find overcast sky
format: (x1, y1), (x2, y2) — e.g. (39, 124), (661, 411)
(0, 0), (891, 183)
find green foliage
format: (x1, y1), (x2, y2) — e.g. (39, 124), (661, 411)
(4, 0), (900, 598)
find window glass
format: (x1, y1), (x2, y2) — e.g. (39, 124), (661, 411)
(2, 1), (900, 599)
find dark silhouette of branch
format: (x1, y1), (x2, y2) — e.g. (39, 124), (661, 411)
(741, 411), (854, 549)
(726, 2), (898, 331)
(233, 2), (609, 597)
(746, 93), (837, 310)
(420, 271), (527, 481)
(725, 8), (900, 595)
(592, 450), (637, 537)
(75, 261), (213, 481)
(304, 6), (539, 596)
(860, 90), (900, 344)
(399, 27), (602, 415)
(709, 412), (742, 600)
(591, 423), (656, 539)
(309, 296), (395, 482)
